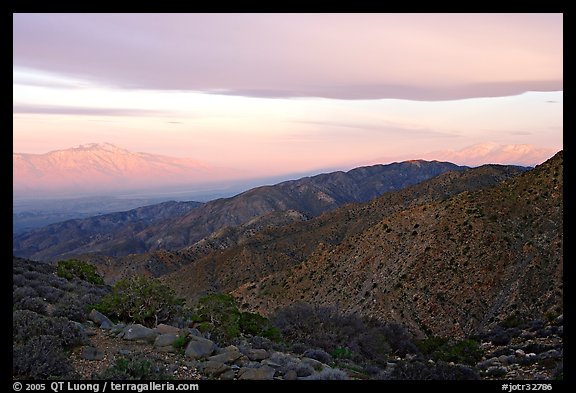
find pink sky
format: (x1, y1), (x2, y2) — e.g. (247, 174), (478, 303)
(13, 13), (563, 182)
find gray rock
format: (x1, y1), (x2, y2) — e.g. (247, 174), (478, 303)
(283, 370), (298, 380)
(89, 309), (113, 327)
(539, 350), (561, 360)
(208, 349), (242, 364)
(154, 333), (180, 348)
(555, 314), (563, 325)
(118, 349), (131, 356)
(301, 357), (326, 371)
(200, 360), (229, 376)
(515, 349), (526, 357)
(111, 323), (125, 334)
(245, 348), (269, 361)
(557, 326), (563, 337)
(81, 346), (104, 360)
(261, 359), (282, 368)
(122, 324), (158, 342)
(238, 365), (276, 380)
(498, 355), (510, 365)
(477, 357), (499, 369)
(185, 336), (216, 359)
(100, 320), (113, 330)
(220, 369), (236, 380)
(187, 328), (203, 337)
(155, 324), (181, 335)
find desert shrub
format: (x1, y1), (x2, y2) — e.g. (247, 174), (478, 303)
(13, 273), (26, 287)
(18, 297), (48, 315)
(52, 299), (86, 322)
(57, 259), (105, 285)
(96, 356), (172, 380)
(13, 310), (86, 347)
(36, 285), (65, 303)
(418, 336), (482, 366)
(386, 360), (480, 380)
(13, 286), (39, 303)
(308, 368), (349, 380)
(303, 349), (333, 364)
(239, 311), (282, 342)
(272, 302), (417, 366)
(13, 335), (75, 379)
(95, 276), (185, 327)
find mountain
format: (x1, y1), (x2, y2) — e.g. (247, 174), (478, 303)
(159, 163), (529, 303)
(13, 201), (202, 259)
(13, 159), (465, 261)
(13, 143), (232, 197)
(225, 151), (562, 338)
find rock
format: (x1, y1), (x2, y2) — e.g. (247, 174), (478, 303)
(555, 314), (563, 326)
(88, 309), (113, 327)
(284, 370), (298, 380)
(557, 326), (563, 337)
(200, 360), (229, 377)
(187, 328), (203, 337)
(220, 369), (236, 380)
(100, 320), (113, 330)
(155, 324), (181, 335)
(539, 350), (561, 360)
(526, 353), (537, 358)
(245, 348), (269, 361)
(301, 357), (326, 371)
(122, 324), (158, 342)
(515, 349), (526, 357)
(208, 349), (242, 364)
(118, 349), (131, 356)
(154, 333), (180, 348)
(238, 365), (276, 380)
(185, 336), (216, 359)
(498, 355), (510, 365)
(261, 359), (282, 369)
(110, 324), (125, 334)
(477, 357), (499, 369)
(81, 346), (104, 360)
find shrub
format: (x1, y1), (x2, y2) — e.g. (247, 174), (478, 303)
(239, 311), (282, 342)
(96, 356), (172, 380)
(303, 349), (333, 364)
(18, 297), (48, 315)
(13, 286), (38, 303)
(57, 259), (105, 285)
(308, 368), (349, 380)
(13, 335), (76, 379)
(272, 302), (417, 366)
(418, 336), (482, 366)
(95, 276), (185, 327)
(386, 360), (480, 380)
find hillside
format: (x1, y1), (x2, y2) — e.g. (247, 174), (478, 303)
(158, 163), (528, 299)
(13, 201), (203, 259)
(230, 151), (563, 338)
(14, 160), (463, 261)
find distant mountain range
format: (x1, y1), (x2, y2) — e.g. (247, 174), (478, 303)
(14, 159), (465, 260)
(13, 143), (235, 197)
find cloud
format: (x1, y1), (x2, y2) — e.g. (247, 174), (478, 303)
(13, 13), (563, 101)
(12, 104), (170, 117)
(418, 143), (557, 167)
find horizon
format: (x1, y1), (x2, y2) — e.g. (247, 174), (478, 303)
(14, 13), (562, 187)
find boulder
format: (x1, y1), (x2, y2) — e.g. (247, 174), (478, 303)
(238, 365), (276, 380)
(220, 369), (236, 380)
(154, 333), (180, 348)
(245, 348), (269, 361)
(208, 348), (242, 364)
(187, 328), (203, 337)
(200, 360), (229, 377)
(185, 336), (216, 359)
(283, 370), (298, 380)
(89, 309), (113, 327)
(155, 324), (181, 335)
(122, 324), (158, 342)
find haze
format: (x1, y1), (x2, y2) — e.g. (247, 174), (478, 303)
(13, 13), (562, 183)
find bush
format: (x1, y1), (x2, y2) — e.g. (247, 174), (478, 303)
(308, 368), (349, 380)
(97, 356), (172, 380)
(57, 259), (105, 285)
(18, 297), (48, 315)
(95, 276), (185, 327)
(303, 349), (333, 364)
(239, 311), (282, 342)
(13, 335), (76, 379)
(386, 360), (480, 380)
(272, 302), (417, 366)
(418, 336), (483, 366)
(13, 310), (86, 348)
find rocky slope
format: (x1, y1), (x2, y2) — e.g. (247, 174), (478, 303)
(14, 159), (463, 261)
(232, 151), (563, 338)
(160, 163), (528, 301)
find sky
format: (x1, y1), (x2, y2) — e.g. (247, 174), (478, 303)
(13, 13), (563, 178)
